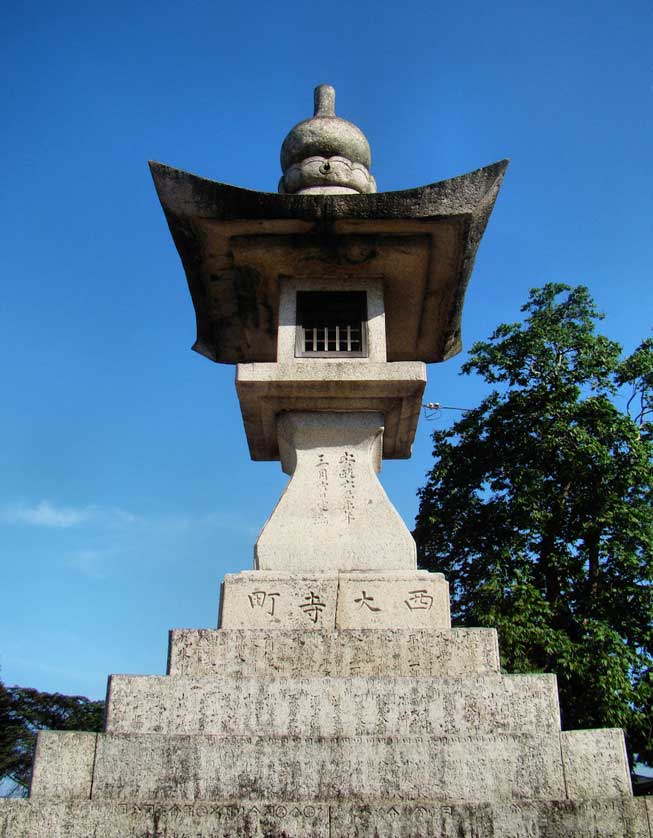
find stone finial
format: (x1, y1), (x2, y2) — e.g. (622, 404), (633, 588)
(313, 84), (336, 117)
(279, 85), (377, 195)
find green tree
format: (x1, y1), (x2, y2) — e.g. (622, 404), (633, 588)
(0, 677), (105, 796)
(414, 284), (653, 768)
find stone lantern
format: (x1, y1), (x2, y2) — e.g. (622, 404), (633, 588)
(149, 84), (507, 631)
(3, 85), (643, 838)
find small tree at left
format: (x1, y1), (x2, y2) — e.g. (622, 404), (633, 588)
(0, 677), (105, 796)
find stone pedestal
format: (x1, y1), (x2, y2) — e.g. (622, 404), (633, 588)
(2, 577), (650, 837)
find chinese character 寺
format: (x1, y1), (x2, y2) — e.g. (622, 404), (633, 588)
(404, 589), (433, 611)
(248, 590), (280, 616)
(354, 590), (381, 612)
(299, 591), (326, 623)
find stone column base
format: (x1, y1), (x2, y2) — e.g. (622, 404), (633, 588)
(254, 412), (417, 573)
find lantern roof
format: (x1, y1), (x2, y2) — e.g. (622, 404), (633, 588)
(149, 158), (508, 365)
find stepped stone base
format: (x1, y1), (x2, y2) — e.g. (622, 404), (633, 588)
(1, 798), (651, 837)
(5, 591), (649, 837)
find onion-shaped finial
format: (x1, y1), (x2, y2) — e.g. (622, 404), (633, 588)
(279, 85), (377, 195)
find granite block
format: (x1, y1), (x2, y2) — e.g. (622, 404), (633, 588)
(0, 798), (328, 838)
(2, 797), (648, 837)
(330, 798), (651, 838)
(219, 572), (338, 629)
(561, 729), (632, 798)
(336, 571), (450, 629)
(167, 628), (501, 678)
(105, 673), (560, 737)
(29, 731), (97, 800)
(90, 732), (567, 802)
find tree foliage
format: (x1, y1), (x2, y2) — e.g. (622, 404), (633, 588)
(414, 284), (653, 767)
(0, 678), (104, 796)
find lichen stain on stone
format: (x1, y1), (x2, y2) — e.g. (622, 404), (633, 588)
(261, 295), (276, 338)
(234, 266), (263, 330)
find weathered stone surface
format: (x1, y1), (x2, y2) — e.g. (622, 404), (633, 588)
(255, 412), (416, 572)
(90, 732), (567, 802)
(219, 572), (338, 629)
(236, 361), (425, 461)
(149, 159), (509, 366)
(0, 799), (329, 838)
(2, 798), (650, 838)
(219, 571), (449, 629)
(29, 731), (96, 801)
(105, 673), (560, 737)
(336, 571), (450, 629)
(330, 799), (652, 837)
(166, 628), (502, 678)
(561, 729), (632, 799)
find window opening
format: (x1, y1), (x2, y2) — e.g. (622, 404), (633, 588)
(296, 291), (367, 357)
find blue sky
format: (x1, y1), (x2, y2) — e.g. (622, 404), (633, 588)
(1, 0), (651, 700)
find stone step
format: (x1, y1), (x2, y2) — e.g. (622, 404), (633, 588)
(4, 796), (649, 838)
(105, 673), (560, 737)
(30, 729), (631, 805)
(167, 627), (501, 677)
